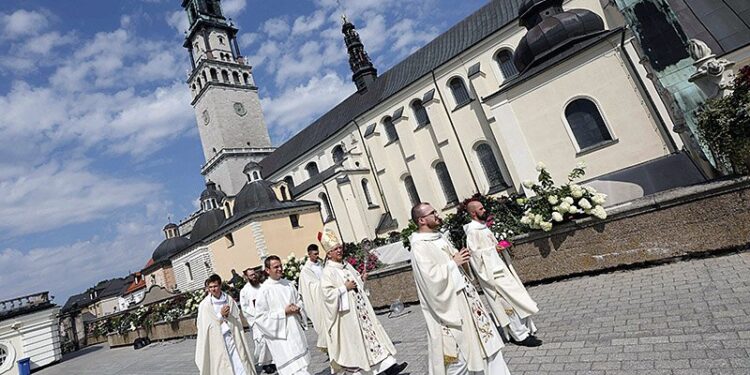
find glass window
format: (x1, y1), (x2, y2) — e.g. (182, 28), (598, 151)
(476, 143), (506, 189)
(383, 116), (398, 142)
(404, 176), (420, 207)
(435, 162), (458, 204)
(565, 98), (613, 150)
(411, 99), (430, 127)
(449, 77), (471, 107)
(495, 49), (518, 79)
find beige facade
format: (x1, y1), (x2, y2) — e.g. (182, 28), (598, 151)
(207, 209), (323, 279)
(144, 265), (176, 293)
(262, 0), (686, 242)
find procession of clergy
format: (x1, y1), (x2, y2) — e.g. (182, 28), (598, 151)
(194, 200), (542, 375)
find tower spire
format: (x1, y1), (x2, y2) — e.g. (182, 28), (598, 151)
(342, 17), (378, 92)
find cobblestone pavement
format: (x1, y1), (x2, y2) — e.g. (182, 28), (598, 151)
(39, 251), (750, 375)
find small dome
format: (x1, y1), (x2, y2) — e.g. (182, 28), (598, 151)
(513, 0), (605, 73)
(233, 180), (282, 215)
(151, 235), (191, 264)
(190, 209), (227, 243)
(200, 180), (227, 203)
(163, 222), (178, 231)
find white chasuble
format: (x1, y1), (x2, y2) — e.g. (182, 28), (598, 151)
(298, 260), (328, 349)
(195, 293), (256, 375)
(239, 283), (273, 365)
(464, 220), (538, 327)
(255, 278), (311, 375)
(409, 231), (504, 375)
(321, 261), (397, 373)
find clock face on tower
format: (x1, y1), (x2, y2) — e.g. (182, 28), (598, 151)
(233, 102), (247, 116)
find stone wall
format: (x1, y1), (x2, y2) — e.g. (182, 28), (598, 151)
(365, 178), (750, 309)
(107, 316), (197, 348)
(510, 178), (750, 282)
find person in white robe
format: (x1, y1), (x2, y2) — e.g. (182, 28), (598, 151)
(240, 268), (276, 374)
(464, 200), (541, 346)
(318, 229), (408, 375)
(409, 202), (512, 375)
(195, 274), (256, 375)
(298, 243), (328, 351)
(254, 255), (312, 375)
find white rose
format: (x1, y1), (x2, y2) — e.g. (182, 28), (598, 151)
(592, 205), (607, 219)
(578, 198), (592, 210)
(563, 197), (574, 204)
(557, 202), (570, 212)
(551, 212), (563, 222)
(534, 214), (543, 224)
(571, 186), (583, 198)
(568, 205), (579, 214)
(522, 180), (535, 189)
(592, 193), (607, 205)
(520, 216), (531, 225)
(547, 195), (559, 205)
(536, 162), (546, 171)
(540, 221), (553, 232)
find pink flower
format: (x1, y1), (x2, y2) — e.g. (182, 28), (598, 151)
(498, 240), (512, 249)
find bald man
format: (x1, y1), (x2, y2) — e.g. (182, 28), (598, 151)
(464, 200), (541, 347)
(409, 202), (511, 375)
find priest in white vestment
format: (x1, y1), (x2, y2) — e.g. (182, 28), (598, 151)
(255, 255), (312, 375)
(240, 268), (276, 374)
(318, 229), (408, 375)
(298, 243), (328, 350)
(409, 202), (512, 375)
(464, 201), (541, 346)
(195, 274), (256, 375)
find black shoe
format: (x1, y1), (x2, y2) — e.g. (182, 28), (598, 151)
(261, 364), (276, 374)
(380, 361), (408, 375)
(513, 335), (543, 347)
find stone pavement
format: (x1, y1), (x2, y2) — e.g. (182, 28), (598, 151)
(39, 251), (750, 375)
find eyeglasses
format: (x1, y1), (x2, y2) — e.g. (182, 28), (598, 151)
(419, 210), (438, 219)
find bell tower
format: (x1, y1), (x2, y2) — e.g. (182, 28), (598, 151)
(182, 0), (273, 196)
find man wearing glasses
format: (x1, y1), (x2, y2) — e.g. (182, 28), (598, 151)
(409, 203), (511, 375)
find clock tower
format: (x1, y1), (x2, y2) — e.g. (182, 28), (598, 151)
(182, 0), (273, 196)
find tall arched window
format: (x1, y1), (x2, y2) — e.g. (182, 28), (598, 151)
(221, 70), (229, 82)
(476, 143), (506, 189)
(232, 71), (240, 84)
(332, 145), (345, 164)
(411, 99), (430, 127)
(362, 179), (374, 206)
(201, 71), (207, 83)
(185, 262), (193, 282)
(305, 162), (319, 178)
(210, 68), (218, 81)
(320, 192), (334, 221)
(383, 116), (398, 143)
(495, 49), (518, 79)
(404, 176), (420, 207)
(435, 162), (459, 205)
(243, 73), (250, 85)
(565, 98), (613, 150)
(449, 77), (471, 107)
(280, 186), (289, 201)
(223, 202), (233, 218)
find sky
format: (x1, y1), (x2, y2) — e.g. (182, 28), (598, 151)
(0, 0), (488, 304)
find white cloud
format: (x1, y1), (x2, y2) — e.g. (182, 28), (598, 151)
(25, 31), (75, 55)
(261, 18), (291, 38)
(166, 10), (188, 35)
(222, 0), (247, 18)
(0, 160), (159, 237)
(291, 10), (327, 35)
(1, 9), (50, 39)
(261, 73), (354, 141)
(238, 32), (259, 49)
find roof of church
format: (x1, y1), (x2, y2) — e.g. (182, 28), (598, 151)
(190, 208), (227, 244)
(259, 0), (526, 177)
(666, 0), (750, 56)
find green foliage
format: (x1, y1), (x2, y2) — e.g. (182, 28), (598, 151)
(696, 65), (750, 174)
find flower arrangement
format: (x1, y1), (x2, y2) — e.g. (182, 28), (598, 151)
(520, 162), (607, 231)
(343, 242), (381, 274)
(283, 253), (307, 283)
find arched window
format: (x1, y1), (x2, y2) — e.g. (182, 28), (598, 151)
(210, 68), (218, 81)
(305, 162), (319, 178)
(332, 145), (345, 164)
(223, 202), (233, 218)
(565, 98), (613, 150)
(283, 176), (294, 199)
(221, 70), (229, 82)
(320, 192), (334, 221)
(495, 49), (518, 79)
(185, 262), (193, 282)
(383, 116), (398, 143)
(404, 176), (420, 207)
(435, 162), (458, 205)
(476, 143), (506, 189)
(449, 77), (471, 107)
(362, 179), (374, 206)
(197, 78), (202, 90)
(201, 71), (207, 83)
(252, 171), (260, 180)
(411, 99), (430, 127)
(243, 73), (250, 85)
(232, 71), (240, 84)
(280, 186), (289, 201)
